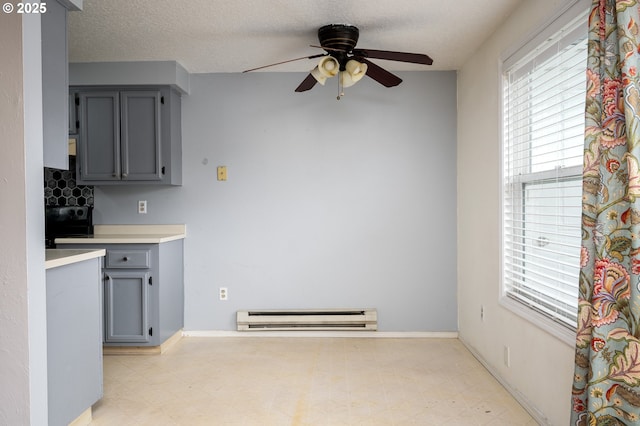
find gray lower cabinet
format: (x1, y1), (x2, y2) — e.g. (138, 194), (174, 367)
(46, 256), (103, 426)
(104, 269), (151, 343)
(72, 86), (182, 185)
(67, 240), (184, 347)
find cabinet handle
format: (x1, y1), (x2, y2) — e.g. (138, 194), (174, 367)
(112, 173), (118, 178)
(122, 256), (129, 262)
(122, 173), (128, 178)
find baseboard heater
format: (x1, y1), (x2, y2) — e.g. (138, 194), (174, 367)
(236, 308), (377, 331)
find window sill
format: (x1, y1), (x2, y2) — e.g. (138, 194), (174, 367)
(499, 296), (576, 347)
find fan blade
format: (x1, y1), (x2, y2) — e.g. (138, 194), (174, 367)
(358, 58), (402, 87)
(353, 48), (433, 65)
(243, 53), (326, 73)
(295, 74), (318, 92)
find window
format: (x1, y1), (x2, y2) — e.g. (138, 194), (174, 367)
(501, 7), (587, 340)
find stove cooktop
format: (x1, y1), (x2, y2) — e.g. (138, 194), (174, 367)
(45, 206), (94, 248)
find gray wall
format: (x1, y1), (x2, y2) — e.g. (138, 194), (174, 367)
(93, 71), (457, 332)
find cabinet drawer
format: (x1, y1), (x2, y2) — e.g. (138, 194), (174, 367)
(105, 249), (150, 269)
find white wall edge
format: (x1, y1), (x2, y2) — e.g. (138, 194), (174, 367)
(459, 337), (549, 425)
(182, 330), (459, 339)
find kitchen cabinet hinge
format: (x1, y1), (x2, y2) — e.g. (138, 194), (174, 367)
(160, 96), (165, 105)
(75, 96), (79, 106)
(75, 120), (79, 129)
(148, 276), (153, 285)
(149, 327), (153, 336)
(161, 166), (165, 175)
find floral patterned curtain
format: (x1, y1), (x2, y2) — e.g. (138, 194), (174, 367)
(572, 1), (640, 424)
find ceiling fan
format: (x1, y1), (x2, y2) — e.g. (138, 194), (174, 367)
(243, 24), (433, 99)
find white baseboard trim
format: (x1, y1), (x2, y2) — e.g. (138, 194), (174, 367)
(182, 330), (459, 339)
(459, 337), (549, 425)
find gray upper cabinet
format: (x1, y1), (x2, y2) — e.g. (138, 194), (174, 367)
(121, 91), (163, 181)
(74, 86), (182, 185)
(77, 91), (120, 181)
(42, 0), (70, 170)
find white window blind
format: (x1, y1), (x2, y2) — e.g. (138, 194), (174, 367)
(502, 16), (587, 329)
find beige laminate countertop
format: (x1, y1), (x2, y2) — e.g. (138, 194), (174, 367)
(45, 249), (106, 270)
(54, 224), (186, 245)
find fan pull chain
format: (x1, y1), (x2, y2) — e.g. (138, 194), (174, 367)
(337, 75), (344, 100)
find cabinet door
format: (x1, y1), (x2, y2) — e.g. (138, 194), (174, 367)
(78, 92), (121, 182)
(42, 0), (69, 169)
(104, 270), (150, 343)
(46, 258), (103, 426)
(120, 91), (162, 181)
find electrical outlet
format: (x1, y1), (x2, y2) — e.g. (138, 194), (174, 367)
(219, 287), (228, 301)
(138, 200), (147, 214)
(217, 166), (227, 181)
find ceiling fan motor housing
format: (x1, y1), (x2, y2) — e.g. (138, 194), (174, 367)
(318, 24), (359, 68)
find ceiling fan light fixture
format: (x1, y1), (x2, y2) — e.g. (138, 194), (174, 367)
(318, 56), (339, 76)
(310, 66), (328, 85)
(340, 60), (368, 87)
(310, 55), (339, 85)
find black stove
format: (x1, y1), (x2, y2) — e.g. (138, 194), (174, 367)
(45, 206), (93, 248)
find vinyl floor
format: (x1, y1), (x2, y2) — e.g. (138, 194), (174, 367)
(90, 337), (538, 425)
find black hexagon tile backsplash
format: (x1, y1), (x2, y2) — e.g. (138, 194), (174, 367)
(44, 158), (93, 206)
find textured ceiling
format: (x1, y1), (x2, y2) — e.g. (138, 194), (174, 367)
(68, 0), (523, 74)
